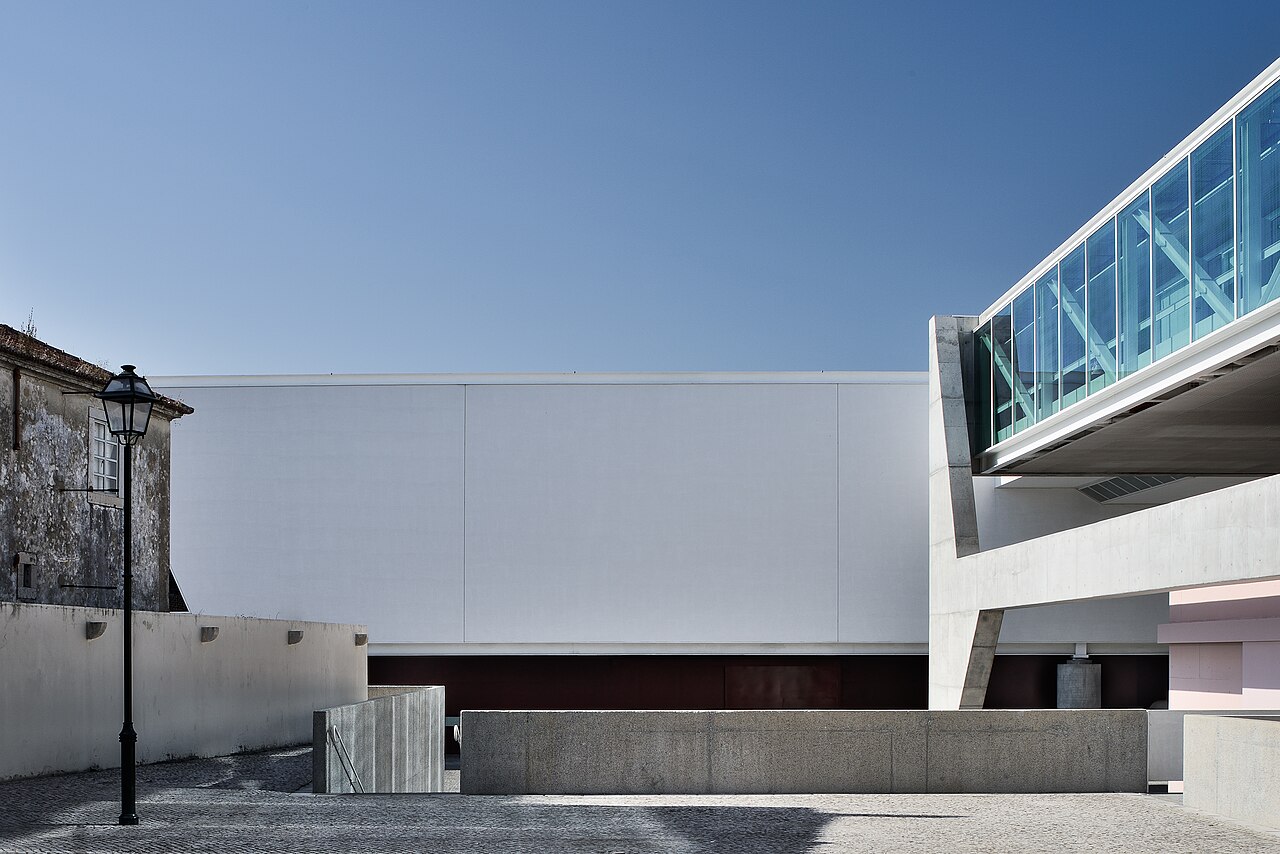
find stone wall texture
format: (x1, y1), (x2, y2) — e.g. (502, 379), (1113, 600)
(1, 362), (177, 611)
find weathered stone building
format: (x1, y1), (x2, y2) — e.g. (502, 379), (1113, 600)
(1, 325), (191, 611)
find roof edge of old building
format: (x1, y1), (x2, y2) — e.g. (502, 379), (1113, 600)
(0, 324), (194, 417)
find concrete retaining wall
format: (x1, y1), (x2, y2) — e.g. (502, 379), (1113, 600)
(1147, 709), (1280, 782)
(460, 709), (1147, 794)
(0, 602), (367, 781)
(313, 686), (445, 793)
(1184, 715), (1280, 830)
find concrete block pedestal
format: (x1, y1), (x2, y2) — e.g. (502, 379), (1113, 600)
(1057, 659), (1102, 709)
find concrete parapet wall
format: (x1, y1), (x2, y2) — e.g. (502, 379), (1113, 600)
(1184, 715), (1280, 830)
(313, 686), (444, 793)
(0, 602), (367, 781)
(1147, 709), (1280, 782)
(460, 709), (1147, 794)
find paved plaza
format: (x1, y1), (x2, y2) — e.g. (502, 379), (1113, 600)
(0, 748), (1278, 853)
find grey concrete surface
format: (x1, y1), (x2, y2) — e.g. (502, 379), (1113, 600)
(1056, 659), (1101, 708)
(1184, 715), (1280, 831)
(0, 604), (367, 782)
(1147, 709), (1280, 782)
(0, 747), (1278, 853)
(461, 709), (1147, 795)
(926, 314), (996, 711)
(313, 686), (444, 793)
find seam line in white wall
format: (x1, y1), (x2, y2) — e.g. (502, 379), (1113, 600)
(835, 383), (841, 643)
(462, 384), (468, 644)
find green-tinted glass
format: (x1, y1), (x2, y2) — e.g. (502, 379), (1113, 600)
(993, 305), (1013, 443)
(1117, 191), (1152, 377)
(1152, 159), (1191, 359)
(1191, 124), (1235, 340)
(1237, 80), (1280, 316)
(1086, 220), (1117, 394)
(1059, 245), (1087, 407)
(1011, 288), (1035, 433)
(1034, 268), (1060, 420)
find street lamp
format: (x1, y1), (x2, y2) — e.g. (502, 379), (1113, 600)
(95, 365), (159, 826)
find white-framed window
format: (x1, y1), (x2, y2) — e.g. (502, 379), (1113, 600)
(90, 414), (120, 494)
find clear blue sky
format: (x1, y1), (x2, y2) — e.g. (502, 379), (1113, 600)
(2, 1), (1279, 376)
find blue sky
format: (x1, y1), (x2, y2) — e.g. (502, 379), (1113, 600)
(2, 1), (1279, 375)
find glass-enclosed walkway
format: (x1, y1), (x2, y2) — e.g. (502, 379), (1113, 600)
(975, 74), (1280, 452)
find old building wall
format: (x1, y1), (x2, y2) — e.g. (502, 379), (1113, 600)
(1, 362), (173, 611)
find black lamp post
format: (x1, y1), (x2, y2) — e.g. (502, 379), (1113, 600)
(95, 365), (158, 826)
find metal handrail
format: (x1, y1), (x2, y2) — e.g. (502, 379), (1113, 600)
(328, 724), (365, 793)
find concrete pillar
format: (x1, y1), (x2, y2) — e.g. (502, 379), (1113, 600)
(1057, 658), (1102, 708)
(960, 609), (1004, 709)
(928, 315), (1001, 710)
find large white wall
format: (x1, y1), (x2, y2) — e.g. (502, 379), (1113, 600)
(158, 373), (930, 653)
(159, 372), (1165, 655)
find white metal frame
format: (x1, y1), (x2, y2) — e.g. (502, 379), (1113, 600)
(89, 409), (121, 496)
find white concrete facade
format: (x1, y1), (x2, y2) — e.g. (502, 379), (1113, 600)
(156, 372), (1164, 660)
(928, 316), (1280, 709)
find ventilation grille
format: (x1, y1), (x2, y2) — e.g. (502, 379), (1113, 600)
(1079, 475), (1184, 503)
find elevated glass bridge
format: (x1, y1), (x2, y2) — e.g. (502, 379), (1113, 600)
(973, 58), (1280, 474)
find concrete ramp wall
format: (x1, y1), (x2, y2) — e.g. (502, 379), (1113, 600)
(0, 602), (367, 781)
(460, 709), (1147, 794)
(313, 686), (445, 793)
(1147, 709), (1280, 783)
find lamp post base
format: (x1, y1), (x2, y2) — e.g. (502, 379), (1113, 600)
(119, 723), (137, 825)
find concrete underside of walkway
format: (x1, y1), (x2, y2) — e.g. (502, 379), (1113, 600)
(0, 748), (1277, 853)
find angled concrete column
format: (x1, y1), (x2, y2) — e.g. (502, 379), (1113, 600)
(928, 315), (1003, 709)
(960, 609), (1004, 709)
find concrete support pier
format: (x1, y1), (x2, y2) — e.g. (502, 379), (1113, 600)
(1057, 658), (1102, 709)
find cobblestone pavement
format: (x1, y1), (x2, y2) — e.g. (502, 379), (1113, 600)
(1, 748), (1278, 853)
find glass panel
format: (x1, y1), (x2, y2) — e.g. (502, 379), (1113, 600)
(1191, 124), (1235, 340)
(1034, 267), (1059, 420)
(1152, 159), (1191, 358)
(992, 304), (1013, 443)
(973, 322), (993, 452)
(1086, 219), (1117, 393)
(1011, 288), (1035, 433)
(1237, 80), (1280, 316)
(89, 416), (120, 493)
(1117, 191), (1152, 377)
(1059, 245), (1087, 407)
